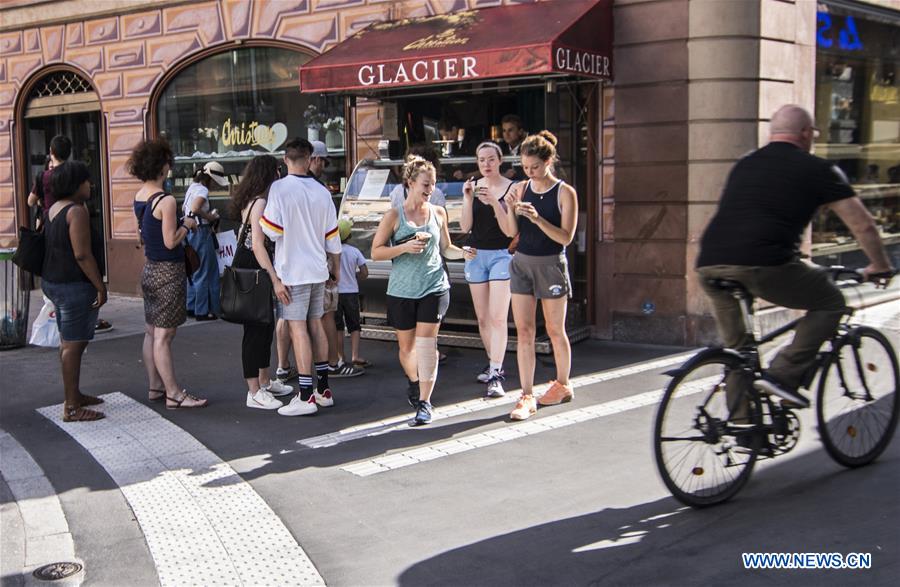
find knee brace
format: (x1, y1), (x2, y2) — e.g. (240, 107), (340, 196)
(414, 337), (438, 382)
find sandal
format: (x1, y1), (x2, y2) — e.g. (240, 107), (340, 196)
(63, 405), (105, 422)
(166, 390), (208, 410)
(148, 389), (165, 402)
(77, 393), (104, 406)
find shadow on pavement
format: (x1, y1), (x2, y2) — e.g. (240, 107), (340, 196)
(396, 442), (899, 587)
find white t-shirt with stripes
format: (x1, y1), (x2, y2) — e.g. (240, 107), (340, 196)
(260, 174), (340, 286)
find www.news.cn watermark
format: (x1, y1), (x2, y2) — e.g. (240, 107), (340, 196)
(742, 552), (872, 570)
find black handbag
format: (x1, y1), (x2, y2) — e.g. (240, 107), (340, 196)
(11, 226), (45, 276)
(219, 215), (274, 325)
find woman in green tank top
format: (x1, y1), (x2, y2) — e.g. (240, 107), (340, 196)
(372, 156), (474, 425)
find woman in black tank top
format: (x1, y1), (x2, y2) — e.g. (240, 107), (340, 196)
(460, 142), (515, 397)
(496, 131), (579, 421)
(41, 161), (107, 422)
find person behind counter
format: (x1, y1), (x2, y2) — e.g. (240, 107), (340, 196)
(496, 131), (578, 421)
(130, 138), (207, 410)
(371, 156), (474, 426)
(229, 155), (294, 410)
(461, 141), (514, 398)
(500, 114), (528, 180)
(42, 161), (107, 421)
(184, 161), (228, 321)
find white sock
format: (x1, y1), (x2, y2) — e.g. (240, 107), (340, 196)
(489, 361), (503, 374)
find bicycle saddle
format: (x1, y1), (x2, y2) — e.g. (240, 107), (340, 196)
(706, 278), (750, 296)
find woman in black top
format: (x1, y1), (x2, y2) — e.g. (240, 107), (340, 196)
(497, 131), (578, 421)
(228, 155), (294, 409)
(461, 141), (514, 398)
(42, 161), (107, 421)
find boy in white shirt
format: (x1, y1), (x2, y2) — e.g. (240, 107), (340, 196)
(334, 219), (369, 369)
(261, 138), (341, 416)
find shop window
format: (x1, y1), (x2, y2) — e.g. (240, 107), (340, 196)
(813, 3), (900, 265)
(155, 46), (346, 216)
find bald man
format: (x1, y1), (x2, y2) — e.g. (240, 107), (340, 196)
(696, 104), (894, 412)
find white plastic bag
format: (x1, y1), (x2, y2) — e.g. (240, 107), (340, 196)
(216, 230), (238, 276)
(29, 296), (60, 348)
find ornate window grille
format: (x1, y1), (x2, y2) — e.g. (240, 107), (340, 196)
(28, 71), (93, 99)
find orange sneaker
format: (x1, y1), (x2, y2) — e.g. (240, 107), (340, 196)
(538, 380), (574, 406)
(510, 395), (538, 421)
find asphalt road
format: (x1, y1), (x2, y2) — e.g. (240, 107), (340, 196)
(0, 300), (897, 586)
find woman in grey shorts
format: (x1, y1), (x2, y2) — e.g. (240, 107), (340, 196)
(497, 130), (578, 421)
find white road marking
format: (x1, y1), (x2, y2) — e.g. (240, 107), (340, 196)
(299, 351), (697, 449)
(0, 428), (81, 581)
(37, 393), (324, 587)
(340, 375), (723, 477)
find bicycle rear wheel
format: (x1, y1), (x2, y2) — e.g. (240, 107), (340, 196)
(817, 326), (900, 467)
(654, 351), (760, 507)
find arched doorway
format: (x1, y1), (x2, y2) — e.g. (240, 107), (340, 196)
(18, 68), (108, 276)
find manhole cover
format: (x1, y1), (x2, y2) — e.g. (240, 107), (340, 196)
(32, 562), (83, 581)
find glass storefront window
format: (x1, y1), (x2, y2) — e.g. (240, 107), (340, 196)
(155, 46), (346, 219)
(813, 2), (900, 265)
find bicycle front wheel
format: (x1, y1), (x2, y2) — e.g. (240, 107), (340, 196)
(654, 351), (760, 507)
(817, 326), (900, 467)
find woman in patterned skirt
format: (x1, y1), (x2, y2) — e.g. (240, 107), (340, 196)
(129, 138), (208, 409)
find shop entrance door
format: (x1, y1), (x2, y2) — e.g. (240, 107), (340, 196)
(23, 108), (107, 276)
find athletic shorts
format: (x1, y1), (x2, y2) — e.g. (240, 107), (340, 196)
(277, 282), (325, 321)
(386, 290), (450, 331)
(324, 282), (338, 313)
(509, 252), (571, 299)
(335, 293), (362, 333)
(464, 248), (512, 283)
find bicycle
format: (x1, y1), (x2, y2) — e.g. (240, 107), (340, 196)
(653, 267), (899, 508)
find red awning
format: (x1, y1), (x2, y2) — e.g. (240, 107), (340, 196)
(299, 0), (613, 94)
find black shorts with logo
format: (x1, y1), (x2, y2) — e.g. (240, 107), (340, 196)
(335, 293), (362, 333)
(386, 290), (450, 331)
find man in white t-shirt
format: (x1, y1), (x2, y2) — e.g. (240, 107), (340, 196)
(261, 138), (341, 416)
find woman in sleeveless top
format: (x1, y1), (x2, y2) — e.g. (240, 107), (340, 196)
(227, 155), (293, 410)
(497, 131), (579, 421)
(371, 156), (473, 425)
(41, 161), (107, 421)
(129, 138), (207, 410)
(460, 141), (514, 398)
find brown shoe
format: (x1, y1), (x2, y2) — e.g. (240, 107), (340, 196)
(538, 380), (574, 406)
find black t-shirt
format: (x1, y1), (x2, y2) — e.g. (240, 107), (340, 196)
(697, 142), (855, 267)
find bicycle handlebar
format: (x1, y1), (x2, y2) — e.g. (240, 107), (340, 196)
(827, 266), (897, 289)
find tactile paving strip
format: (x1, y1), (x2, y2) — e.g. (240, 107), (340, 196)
(38, 393), (324, 587)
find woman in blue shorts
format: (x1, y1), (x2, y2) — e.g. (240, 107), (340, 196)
(461, 141), (514, 398)
(41, 161), (107, 421)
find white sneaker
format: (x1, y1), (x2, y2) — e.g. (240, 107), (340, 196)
(264, 379), (293, 397)
(277, 395), (318, 416)
(314, 389), (334, 407)
(246, 390), (281, 410)
(485, 376), (505, 398)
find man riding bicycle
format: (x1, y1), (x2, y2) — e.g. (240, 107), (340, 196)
(696, 104), (895, 410)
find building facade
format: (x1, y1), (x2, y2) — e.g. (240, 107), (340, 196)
(1, 0), (897, 346)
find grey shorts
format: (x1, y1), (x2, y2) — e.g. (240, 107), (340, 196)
(509, 252), (571, 299)
(278, 282), (326, 321)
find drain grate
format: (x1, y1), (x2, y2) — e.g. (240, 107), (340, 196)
(32, 562), (83, 581)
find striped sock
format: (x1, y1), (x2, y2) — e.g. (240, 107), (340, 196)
(297, 374), (313, 400)
(315, 361), (330, 393)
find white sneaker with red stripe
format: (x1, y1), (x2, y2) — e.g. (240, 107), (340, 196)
(314, 389), (334, 407)
(277, 394), (318, 416)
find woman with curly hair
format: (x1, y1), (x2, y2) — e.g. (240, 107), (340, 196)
(371, 155), (473, 426)
(130, 138), (208, 409)
(496, 130), (578, 421)
(227, 155), (293, 409)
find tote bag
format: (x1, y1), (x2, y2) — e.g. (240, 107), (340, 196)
(219, 216), (273, 325)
